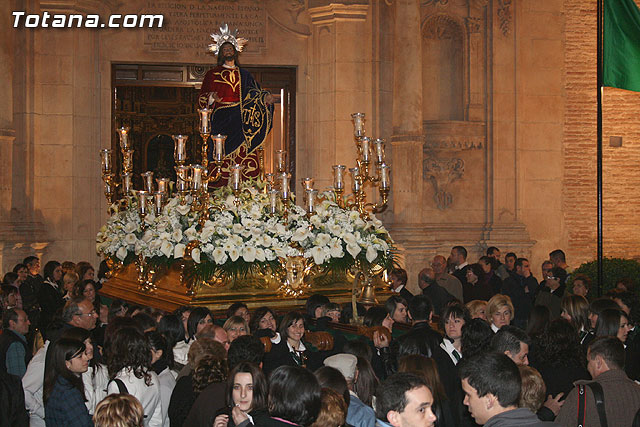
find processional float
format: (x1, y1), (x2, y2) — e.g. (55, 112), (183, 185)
(98, 111), (396, 314)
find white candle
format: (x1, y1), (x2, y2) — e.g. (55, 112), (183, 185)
(280, 172), (291, 199)
(156, 178), (170, 193)
(306, 189), (318, 214)
(374, 138), (385, 163)
(360, 137), (371, 162)
(122, 173), (132, 195)
(212, 134), (226, 161)
(191, 165), (204, 191)
(350, 167), (361, 193)
(172, 135), (188, 164)
(141, 171), (154, 193)
(198, 108), (212, 135)
(137, 191), (150, 215)
(351, 113), (365, 138)
(100, 149), (112, 174)
(153, 192), (164, 215)
(231, 164), (244, 191)
(269, 189), (279, 214)
(380, 164), (390, 189)
(118, 127), (130, 150)
(332, 165), (346, 190)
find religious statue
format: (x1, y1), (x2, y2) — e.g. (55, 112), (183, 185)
(199, 24), (275, 185)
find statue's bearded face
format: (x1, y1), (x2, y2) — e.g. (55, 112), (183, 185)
(220, 43), (236, 61)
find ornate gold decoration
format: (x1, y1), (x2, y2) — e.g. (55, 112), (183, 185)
(277, 255), (314, 298)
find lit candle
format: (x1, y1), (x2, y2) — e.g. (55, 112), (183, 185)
(302, 177), (314, 191)
(280, 172), (291, 199)
(100, 149), (112, 174)
(373, 138), (385, 164)
(212, 134), (226, 162)
(351, 113), (365, 138)
(380, 164), (390, 189)
(269, 189), (279, 214)
(156, 178), (170, 193)
(197, 108), (212, 135)
(360, 137), (371, 162)
(191, 165), (204, 191)
(306, 189), (318, 214)
(230, 164), (244, 191)
(122, 173), (132, 195)
(172, 135), (188, 164)
(141, 171), (154, 193)
(350, 167), (361, 193)
(275, 150), (287, 173)
(122, 149), (134, 172)
(332, 165), (346, 190)
(118, 127), (130, 150)
(153, 192), (164, 215)
(137, 191), (150, 215)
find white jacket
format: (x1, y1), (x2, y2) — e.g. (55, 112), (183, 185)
(107, 367), (163, 427)
(157, 367), (178, 427)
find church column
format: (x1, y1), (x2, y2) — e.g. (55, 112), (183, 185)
(306, 3), (372, 192)
(389, 0), (428, 291)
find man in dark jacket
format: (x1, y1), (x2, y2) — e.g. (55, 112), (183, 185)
(501, 258), (539, 329)
(0, 308), (32, 378)
(0, 370), (28, 427)
(459, 352), (560, 426)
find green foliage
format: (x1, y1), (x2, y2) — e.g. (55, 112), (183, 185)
(570, 257), (640, 294)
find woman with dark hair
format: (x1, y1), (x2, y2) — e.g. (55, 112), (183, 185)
(439, 303), (470, 365)
(353, 357), (378, 408)
(249, 306), (280, 342)
(460, 317), (494, 359)
(108, 299), (129, 323)
(156, 314), (186, 367)
(267, 365), (322, 426)
(39, 260), (65, 329)
(213, 361), (269, 427)
(226, 302), (250, 324)
(146, 331), (177, 426)
(43, 338), (92, 426)
(313, 366), (350, 408)
(73, 279), (102, 316)
(106, 327), (163, 426)
(362, 306), (394, 331)
(588, 297), (619, 330)
(529, 318), (590, 421)
(596, 308), (632, 343)
(479, 256), (502, 296)
(397, 354), (456, 427)
(187, 307), (214, 340)
(263, 311), (320, 374)
(526, 305), (551, 338)
(75, 262), (95, 282)
(463, 263), (493, 303)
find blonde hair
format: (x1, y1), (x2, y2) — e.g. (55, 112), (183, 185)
(487, 294), (514, 319)
(518, 365), (546, 412)
(93, 394), (144, 427)
(223, 316), (249, 334)
(63, 272), (79, 287)
(466, 300), (488, 319)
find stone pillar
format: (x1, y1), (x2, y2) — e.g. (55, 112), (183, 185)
(0, 3), (15, 215)
(307, 3), (371, 192)
(389, 0), (426, 292)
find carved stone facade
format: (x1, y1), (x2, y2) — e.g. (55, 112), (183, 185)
(3, 0), (637, 292)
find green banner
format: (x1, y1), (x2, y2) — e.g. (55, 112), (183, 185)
(604, 0), (640, 92)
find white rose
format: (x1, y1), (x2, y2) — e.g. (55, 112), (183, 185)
(124, 222), (137, 234)
(329, 240), (344, 258)
(184, 226), (198, 241)
(309, 246), (327, 265)
(176, 204), (191, 215)
(229, 248), (240, 262)
(255, 248), (266, 262)
(171, 229), (183, 242)
(124, 233), (137, 246)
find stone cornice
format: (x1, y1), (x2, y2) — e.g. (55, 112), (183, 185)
(308, 3), (369, 24)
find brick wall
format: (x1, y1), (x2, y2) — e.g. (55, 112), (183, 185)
(564, 0), (640, 267)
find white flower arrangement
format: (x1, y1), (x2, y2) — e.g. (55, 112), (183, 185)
(96, 181), (395, 282)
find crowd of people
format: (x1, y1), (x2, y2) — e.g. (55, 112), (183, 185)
(0, 247), (639, 427)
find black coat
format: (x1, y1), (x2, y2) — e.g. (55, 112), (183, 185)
(0, 371), (28, 427)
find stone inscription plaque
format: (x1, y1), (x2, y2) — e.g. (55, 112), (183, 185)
(143, 0), (266, 58)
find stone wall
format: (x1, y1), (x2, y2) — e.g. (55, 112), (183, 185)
(564, 0), (640, 267)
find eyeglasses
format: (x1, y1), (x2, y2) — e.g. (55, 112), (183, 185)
(76, 311), (97, 318)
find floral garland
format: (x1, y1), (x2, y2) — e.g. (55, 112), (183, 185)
(96, 180), (396, 283)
